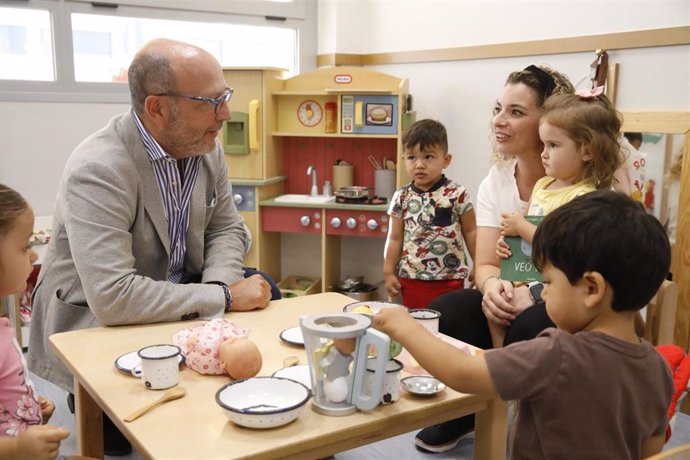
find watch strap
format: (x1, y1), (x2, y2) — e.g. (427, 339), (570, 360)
(528, 281), (544, 303)
(220, 283), (233, 312)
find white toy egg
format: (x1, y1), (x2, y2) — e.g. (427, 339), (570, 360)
(323, 376), (349, 403)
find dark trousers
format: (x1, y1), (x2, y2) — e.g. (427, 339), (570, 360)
(429, 288), (554, 348)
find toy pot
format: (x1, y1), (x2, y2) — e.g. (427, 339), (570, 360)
(300, 313), (390, 416)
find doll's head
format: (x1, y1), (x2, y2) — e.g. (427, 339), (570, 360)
(219, 337), (262, 380)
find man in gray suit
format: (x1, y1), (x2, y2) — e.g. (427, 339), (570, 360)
(28, 39), (271, 454)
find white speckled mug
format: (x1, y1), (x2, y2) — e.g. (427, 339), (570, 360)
(409, 309), (441, 334)
(132, 344), (181, 390)
(363, 358), (403, 405)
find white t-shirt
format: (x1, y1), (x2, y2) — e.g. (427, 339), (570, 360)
(476, 158), (528, 228)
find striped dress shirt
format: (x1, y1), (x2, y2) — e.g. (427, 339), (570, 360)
(133, 113), (201, 283)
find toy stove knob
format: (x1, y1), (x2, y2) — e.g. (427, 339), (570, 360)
(346, 217), (357, 229)
(367, 219), (378, 230)
(330, 217), (342, 228)
(233, 194), (244, 205)
(300, 215), (311, 227)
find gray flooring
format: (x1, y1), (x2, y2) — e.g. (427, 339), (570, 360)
(29, 364), (690, 459)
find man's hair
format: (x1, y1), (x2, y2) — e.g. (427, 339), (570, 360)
(128, 49), (175, 116)
(0, 183), (29, 235)
(532, 190), (670, 312)
(402, 119), (448, 153)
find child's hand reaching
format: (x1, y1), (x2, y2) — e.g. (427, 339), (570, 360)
(384, 274), (401, 298)
(9, 425), (69, 460)
(38, 397), (55, 424)
(500, 211), (526, 237)
(495, 236), (511, 260)
(373, 306), (421, 342)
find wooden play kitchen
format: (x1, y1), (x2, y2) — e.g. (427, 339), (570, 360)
(222, 66), (414, 294)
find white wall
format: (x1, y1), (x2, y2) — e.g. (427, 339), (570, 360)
(1, 0), (688, 289)
(0, 102), (129, 215)
(319, 0), (689, 53)
(317, 0), (690, 199)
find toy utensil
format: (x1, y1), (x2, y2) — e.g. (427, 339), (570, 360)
(124, 386), (186, 422)
(283, 356), (299, 368)
(367, 155), (382, 170)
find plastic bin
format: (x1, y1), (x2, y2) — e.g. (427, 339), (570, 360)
(278, 276), (321, 298)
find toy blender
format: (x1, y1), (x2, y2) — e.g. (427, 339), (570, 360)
(300, 313), (390, 416)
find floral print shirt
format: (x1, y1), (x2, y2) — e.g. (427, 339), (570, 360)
(389, 176), (473, 281)
(0, 318), (41, 437)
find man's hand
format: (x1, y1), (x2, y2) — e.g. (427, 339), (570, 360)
(229, 274), (272, 311)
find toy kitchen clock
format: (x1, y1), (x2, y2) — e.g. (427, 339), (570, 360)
(297, 100), (323, 127)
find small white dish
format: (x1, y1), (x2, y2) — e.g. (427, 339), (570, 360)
(279, 327), (304, 346)
(343, 301), (405, 316)
(114, 350), (184, 376)
(216, 376), (310, 429)
(400, 375), (446, 396)
(272, 365), (312, 390)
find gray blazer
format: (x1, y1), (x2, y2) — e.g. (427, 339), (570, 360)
(28, 111), (247, 391)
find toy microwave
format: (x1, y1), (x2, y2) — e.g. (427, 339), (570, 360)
(340, 95), (398, 135)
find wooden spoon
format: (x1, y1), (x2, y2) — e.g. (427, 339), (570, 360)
(124, 387), (186, 422)
(283, 356), (299, 368)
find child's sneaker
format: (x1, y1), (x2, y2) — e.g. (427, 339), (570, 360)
(414, 415), (475, 453)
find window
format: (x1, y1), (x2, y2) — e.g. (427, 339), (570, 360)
(0, 7), (53, 81)
(71, 13), (297, 83)
(0, 0), (313, 102)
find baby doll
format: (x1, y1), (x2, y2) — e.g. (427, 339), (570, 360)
(173, 318), (262, 379)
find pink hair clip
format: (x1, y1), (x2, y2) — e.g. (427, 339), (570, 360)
(576, 85), (605, 99)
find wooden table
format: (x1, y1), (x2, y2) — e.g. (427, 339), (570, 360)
(50, 292), (508, 459)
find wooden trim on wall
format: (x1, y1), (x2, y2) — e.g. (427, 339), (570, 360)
(621, 111), (690, 134)
(316, 26), (690, 67)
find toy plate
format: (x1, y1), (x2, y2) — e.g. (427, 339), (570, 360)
(400, 375), (446, 396)
(279, 327), (305, 346)
(272, 365), (312, 390)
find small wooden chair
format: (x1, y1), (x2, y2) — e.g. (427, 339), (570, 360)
(644, 280), (679, 345)
(645, 442), (690, 459)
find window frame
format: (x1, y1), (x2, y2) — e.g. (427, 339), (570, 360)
(0, 0), (315, 103)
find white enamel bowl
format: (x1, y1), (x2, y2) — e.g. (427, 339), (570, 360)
(215, 376), (310, 429)
(342, 300), (406, 317)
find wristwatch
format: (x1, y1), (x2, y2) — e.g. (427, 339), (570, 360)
(528, 281), (544, 303)
(220, 283), (233, 312)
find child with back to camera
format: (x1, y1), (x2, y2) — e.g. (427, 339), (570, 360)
(0, 184), (94, 460)
(492, 89), (623, 346)
(375, 190), (673, 460)
(383, 119), (476, 309)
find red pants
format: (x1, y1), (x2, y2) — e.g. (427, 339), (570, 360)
(399, 278), (465, 309)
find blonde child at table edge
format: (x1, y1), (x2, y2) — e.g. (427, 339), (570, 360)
(0, 183), (95, 460)
(383, 119), (477, 309)
(374, 190), (673, 460)
(492, 89), (623, 347)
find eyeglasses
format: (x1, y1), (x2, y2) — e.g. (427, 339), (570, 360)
(157, 87), (234, 114)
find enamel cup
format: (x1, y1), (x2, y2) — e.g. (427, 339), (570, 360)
(132, 344), (181, 390)
(409, 309), (441, 334)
